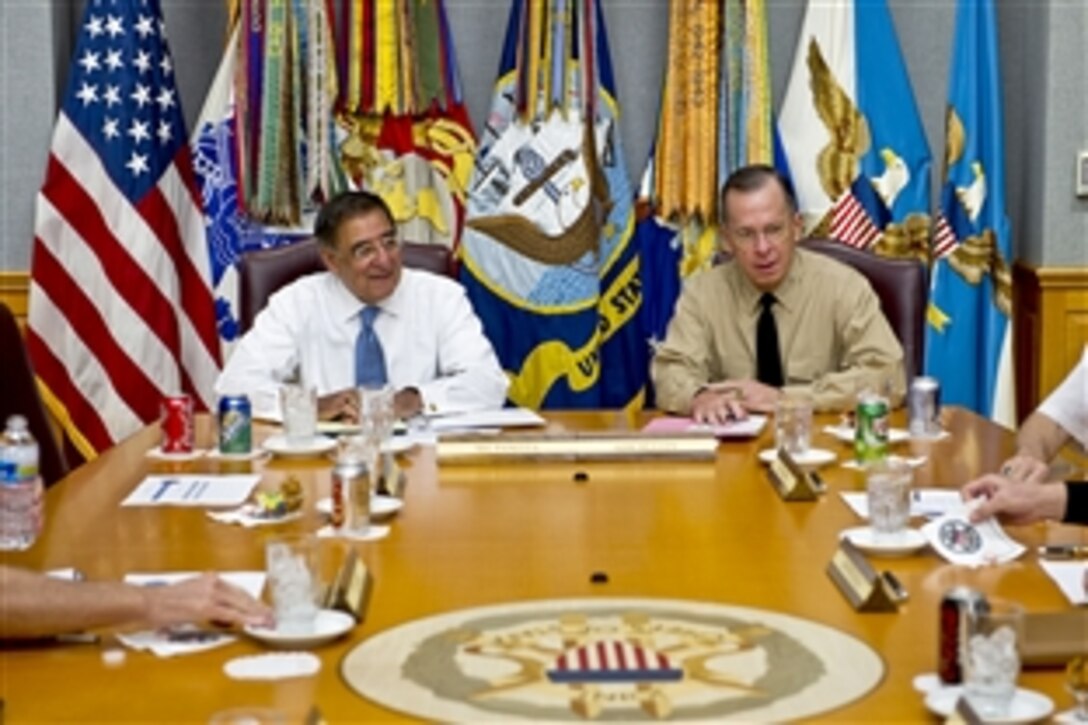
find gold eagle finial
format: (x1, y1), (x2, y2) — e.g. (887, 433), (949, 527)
(944, 107), (966, 173)
(807, 38), (871, 201)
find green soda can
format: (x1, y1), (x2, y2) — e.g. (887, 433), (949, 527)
(854, 391), (890, 464)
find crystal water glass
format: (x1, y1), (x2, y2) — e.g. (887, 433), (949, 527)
(964, 599), (1024, 718)
(279, 384), (317, 445)
(866, 458), (912, 535)
(775, 392), (813, 456)
(265, 534), (320, 634)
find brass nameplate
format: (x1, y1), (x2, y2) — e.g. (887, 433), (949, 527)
(826, 539), (899, 612)
(377, 452), (405, 497)
(766, 449), (823, 501)
(437, 432), (718, 463)
(323, 549), (372, 622)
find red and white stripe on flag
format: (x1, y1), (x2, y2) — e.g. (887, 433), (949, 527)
(553, 641), (672, 673)
(932, 214), (958, 259)
(829, 192), (882, 250)
(27, 0), (220, 459)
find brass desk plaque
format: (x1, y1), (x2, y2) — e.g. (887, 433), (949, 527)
(437, 432), (718, 463)
(766, 449), (824, 501)
(826, 538), (902, 613)
(377, 452), (405, 497)
(323, 549), (372, 622)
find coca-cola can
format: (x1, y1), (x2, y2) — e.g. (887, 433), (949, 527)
(938, 586), (989, 684)
(331, 461), (370, 532)
(161, 394), (194, 453)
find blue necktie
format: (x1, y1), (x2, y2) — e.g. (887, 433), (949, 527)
(355, 306), (388, 386)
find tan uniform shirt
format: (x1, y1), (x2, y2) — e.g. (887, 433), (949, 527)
(651, 248), (906, 413)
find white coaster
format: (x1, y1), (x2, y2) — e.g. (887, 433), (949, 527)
(206, 505), (303, 528)
(316, 524), (390, 542)
(223, 652), (321, 680)
(145, 446), (208, 461)
(841, 454), (928, 471)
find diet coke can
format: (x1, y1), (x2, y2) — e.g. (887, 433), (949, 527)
(161, 394), (194, 453)
(909, 376), (941, 437)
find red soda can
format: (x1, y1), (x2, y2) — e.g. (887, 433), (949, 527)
(938, 586), (988, 684)
(161, 394), (194, 453)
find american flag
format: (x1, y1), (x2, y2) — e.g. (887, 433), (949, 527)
(27, 0), (220, 459)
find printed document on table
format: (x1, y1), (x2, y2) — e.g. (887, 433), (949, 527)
(840, 488), (966, 520)
(428, 407), (546, 432)
(1038, 560), (1088, 606)
(121, 474), (261, 507)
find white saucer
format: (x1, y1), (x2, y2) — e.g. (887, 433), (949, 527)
(315, 495), (403, 520)
(261, 434), (336, 458)
(380, 437), (414, 454)
(840, 526), (928, 557)
(924, 685), (1054, 723)
(758, 447), (837, 468)
(244, 608), (355, 649)
(824, 425), (910, 444)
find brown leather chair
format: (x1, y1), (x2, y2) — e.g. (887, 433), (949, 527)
(0, 303), (69, 487)
(237, 238), (455, 333)
(800, 238), (927, 382)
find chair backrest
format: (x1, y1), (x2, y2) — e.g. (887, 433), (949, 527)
(0, 303), (69, 487)
(237, 238), (455, 334)
(800, 238), (927, 382)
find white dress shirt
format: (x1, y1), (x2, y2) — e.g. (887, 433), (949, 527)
(1039, 345), (1088, 448)
(215, 269), (509, 416)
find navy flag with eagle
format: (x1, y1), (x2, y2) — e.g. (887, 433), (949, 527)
(460, 0), (645, 410)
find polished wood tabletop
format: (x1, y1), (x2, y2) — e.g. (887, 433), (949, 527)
(1, 407), (1083, 722)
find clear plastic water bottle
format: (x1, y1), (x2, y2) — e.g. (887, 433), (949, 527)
(0, 415), (43, 550)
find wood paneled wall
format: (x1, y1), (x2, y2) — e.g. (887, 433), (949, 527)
(1013, 262), (1088, 422)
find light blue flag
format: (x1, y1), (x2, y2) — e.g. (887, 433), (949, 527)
(778, 0), (931, 255)
(460, 0), (645, 410)
(925, 0), (1014, 424)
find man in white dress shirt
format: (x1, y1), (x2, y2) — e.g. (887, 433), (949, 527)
(216, 191), (508, 420)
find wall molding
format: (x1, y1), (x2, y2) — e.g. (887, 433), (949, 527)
(1013, 262), (1088, 421)
(0, 272), (29, 327)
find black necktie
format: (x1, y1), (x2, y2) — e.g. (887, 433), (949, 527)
(757, 292), (784, 387)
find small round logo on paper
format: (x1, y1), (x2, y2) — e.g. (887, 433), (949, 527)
(938, 519), (984, 555)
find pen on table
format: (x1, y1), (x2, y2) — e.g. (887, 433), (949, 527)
(54, 632), (100, 645)
(1037, 544), (1088, 560)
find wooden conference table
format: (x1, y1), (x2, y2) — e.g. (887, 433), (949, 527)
(0, 407), (1083, 722)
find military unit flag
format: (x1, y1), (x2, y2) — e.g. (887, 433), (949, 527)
(635, 0), (775, 365)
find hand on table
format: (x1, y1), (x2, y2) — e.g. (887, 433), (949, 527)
(692, 379), (781, 423)
(318, 389), (359, 423)
(142, 573), (273, 629)
(961, 473), (1067, 525)
(998, 452), (1049, 484)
